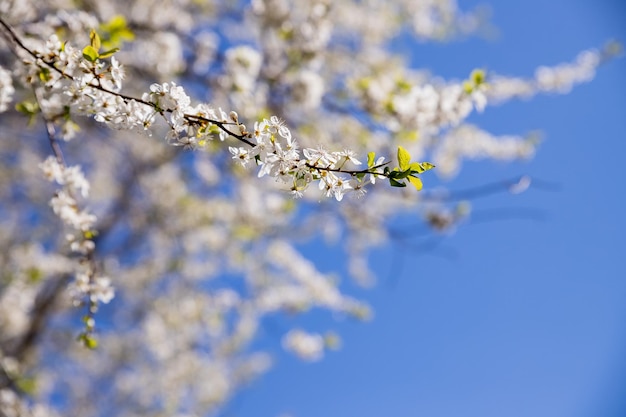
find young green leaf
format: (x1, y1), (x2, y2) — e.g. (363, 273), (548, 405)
(397, 146), (411, 171)
(84, 335), (98, 349)
(409, 161), (425, 173)
(409, 161), (435, 174)
(99, 15), (135, 49)
(367, 151), (375, 167)
(15, 100), (39, 126)
(408, 176), (423, 191)
(98, 47), (120, 59)
(82, 45), (99, 62)
(389, 177), (406, 187)
(15, 377), (37, 395)
(471, 69), (486, 86)
(389, 169), (410, 180)
(89, 29), (101, 51)
(38, 67), (51, 83)
(15, 101), (38, 115)
(78, 333), (98, 349)
(421, 162), (435, 171)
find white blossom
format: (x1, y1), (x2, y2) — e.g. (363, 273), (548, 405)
(0, 66), (14, 112)
(282, 329), (325, 361)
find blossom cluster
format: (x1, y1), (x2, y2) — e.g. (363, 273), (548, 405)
(433, 124), (537, 177)
(353, 69), (488, 134)
(142, 82), (389, 200)
(14, 31), (397, 202)
(14, 33), (128, 140)
(229, 116), (374, 200)
(487, 48), (609, 103)
(39, 156), (114, 307)
(39, 157), (94, 237)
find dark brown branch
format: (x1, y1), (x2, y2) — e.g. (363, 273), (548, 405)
(8, 274), (71, 361)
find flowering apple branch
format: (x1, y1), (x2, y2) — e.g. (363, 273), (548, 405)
(1, 19), (435, 203)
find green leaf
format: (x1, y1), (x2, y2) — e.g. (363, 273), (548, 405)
(395, 78), (412, 92)
(409, 162), (425, 173)
(409, 161), (435, 174)
(38, 67), (51, 83)
(99, 16), (135, 49)
(421, 162), (435, 171)
(408, 176), (423, 191)
(463, 80), (474, 94)
(83, 229), (97, 239)
(367, 151), (375, 167)
(471, 69), (486, 86)
(15, 100), (39, 116)
(397, 130), (419, 142)
(82, 45), (99, 62)
(78, 333), (98, 349)
(89, 29), (101, 51)
(101, 15), (127, 32)
(15, 100), (39, 126)
(397, 146), (411, 171)
(16, 377), (36, 395)
(85, 335), (98, 349)
(389, 168), (410, 180)
(389, 177), (406, 187)
(98, 47), (120, 59)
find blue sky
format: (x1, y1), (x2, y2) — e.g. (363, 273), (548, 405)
(234, 2), (626, 417)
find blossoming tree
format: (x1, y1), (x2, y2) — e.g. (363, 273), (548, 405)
(0, 0), (617, 415)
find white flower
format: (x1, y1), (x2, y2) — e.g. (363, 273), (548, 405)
(290, 70), (325, 109)
(91, 276), (115, 304)
(39, 156), (64, 183)
(50, 190), (76, 216)
(336, 149), (362, 165)
(149, 82), (191, 112)
(40, 157), (90, 197)
(303, 146), (338, 167)
(225, 45), (262, 92)
(329, 176), (354, 201)
(290, 188), (304, 198)
(229, 146), (252, 167)
(318, 171), (354, 201)
(350, 178), (368, 198)
(68, 272), (91, 304)
(282, 329), (325, 361)
(50, 191), (96, 231)
(0, 66), (15, 113)
(368, 156), (386, 184)
(68, 273), (115, 304)
(63, 165), (90, 197)
(109, 56), (125, 91)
